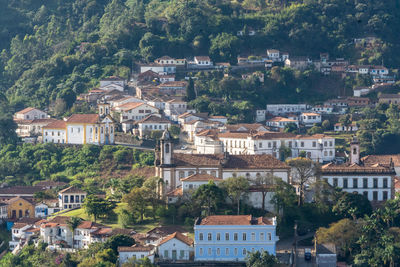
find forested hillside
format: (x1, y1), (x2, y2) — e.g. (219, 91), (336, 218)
(1, 0), (400, 110)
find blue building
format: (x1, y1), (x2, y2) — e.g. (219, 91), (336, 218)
(194, 215), (278, 261)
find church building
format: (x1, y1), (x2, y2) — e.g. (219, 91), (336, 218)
(155, 129), (291, 210)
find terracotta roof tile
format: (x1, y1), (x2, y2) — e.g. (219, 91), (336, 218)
(66, 114), (99, 124)
(172, 153), (289, 169)
(159, 232), (193, 246)
(0, 186), (45, 195)
(362, 155), (400, 167)
(16, 107), (41, 114)
(43, 120), (67, 129)
(58, 186), (86, 194)
(118, 244), (154, 252)
(198, 215), (273, 226)
(321, 162), (395, 175)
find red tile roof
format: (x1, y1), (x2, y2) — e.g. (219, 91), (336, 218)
(321, 162), (395, 175)
(198, 215), (273, 226)
(77, 221), (104, 229)
(16, 107), (39, 114)
(43, 120), (67, 129)
(66, 114), (99, 124)
(118, 244), (154, 252)
(58, 186), (86, 194)
(173, 153), (289, 169)
(362, 154), (400, 167)
(159, 232), (193, 246)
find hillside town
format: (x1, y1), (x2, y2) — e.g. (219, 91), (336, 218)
(1, 42), (400, 267)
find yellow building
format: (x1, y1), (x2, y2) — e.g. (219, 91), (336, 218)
(6, 196), (35, 219)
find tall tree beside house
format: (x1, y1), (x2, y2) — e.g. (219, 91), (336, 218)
(221, 176), (249, 215)
(67, 217), (83, 249)
(192, 180), (225, 216)
(186, 77), (196, 101)
(0, 92), (18, 145)
(286, 157), (319, 206)
(339, 114), (352, 128)
(252, 173), (281, 211)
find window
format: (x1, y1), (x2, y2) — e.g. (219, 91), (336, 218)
(260, 233), (265, 241)
(164, 250), (168, 258)
(242, 249), (247, 255)
(217, 233), (220, 241)
(383, 178), (388, 188)
(199, 233), (203, 241)
(242, 233), (247, 241)
(251, 232), (255, 241)
(234, 248), (238, 256)
(259, 143), (262, 148)
(199, 248), (203, 256)
(217, 248), (220, 256)
(312, 141), (316, 147)
(383, 191), (388, 200)
(373, 191), (378, 201)
(166, 144), (170, 153)
(268, 142), (271, 148)
(301, 142), (304, 147)
(234, 233), (238, 241)
(363, 178), (368, 188)
(208, 248), (211, 255)
(333, 178), (338, 187)
(363, 191), (368, 198)
(343, 178), (348, 189)
(353, 178), (358, 188)
(268, 233), (272, 240)
(179, 171), (185, 179)
(225, 233), (229, 241)
(225, 248), (229, 255)
(208, 233), (212, 241)
(373, 178), (378, 188)
(180, 250), (184, 259)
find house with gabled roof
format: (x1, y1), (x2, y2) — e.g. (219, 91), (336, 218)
(118, 244), (156, 265)
(58, 186), (87, 210)
(133, 114), (172, 138)
(158, 231), (194, 261)
(113, 102), (159, 123)
(14, 107), (48, 121)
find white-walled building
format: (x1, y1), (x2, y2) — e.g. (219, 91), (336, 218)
(334, 122), (358, 132)
(158, 232), (194, 261)
(181, 173), (223, 193)
(14, 107), (48, 121)
(113, 102), (159, 122)
(118, 245), (156, 265)
(99, 76), (125, 89)
(134, 114), (172, 138)
(194, 56), (213, 66)
(321, 138), (396, 202)
(43, 120), (67, 144)
(164, 99), (188, 121)
(58, 186), (87, 210)
(0, 203), (7, 220)
(65, 114), (115, 145)
(15, 118), (57, 138)
(300, 112), (322, 126)
(155, 130), (291, 211)
(266, 117), (299, 130)
(194, 215), (278, 261)
(195, 129), (224, 154)
(217, 132), (335, 163)
(265, 104), (309, 116)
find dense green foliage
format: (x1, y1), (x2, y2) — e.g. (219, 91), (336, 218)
(0, 143), (154, 189)
(1, 0), (400, 110)
(356, 103), (400, 155)
(317, 196), (400, 266)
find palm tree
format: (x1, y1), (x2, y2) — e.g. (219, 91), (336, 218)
(67, 217), (82, 249)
